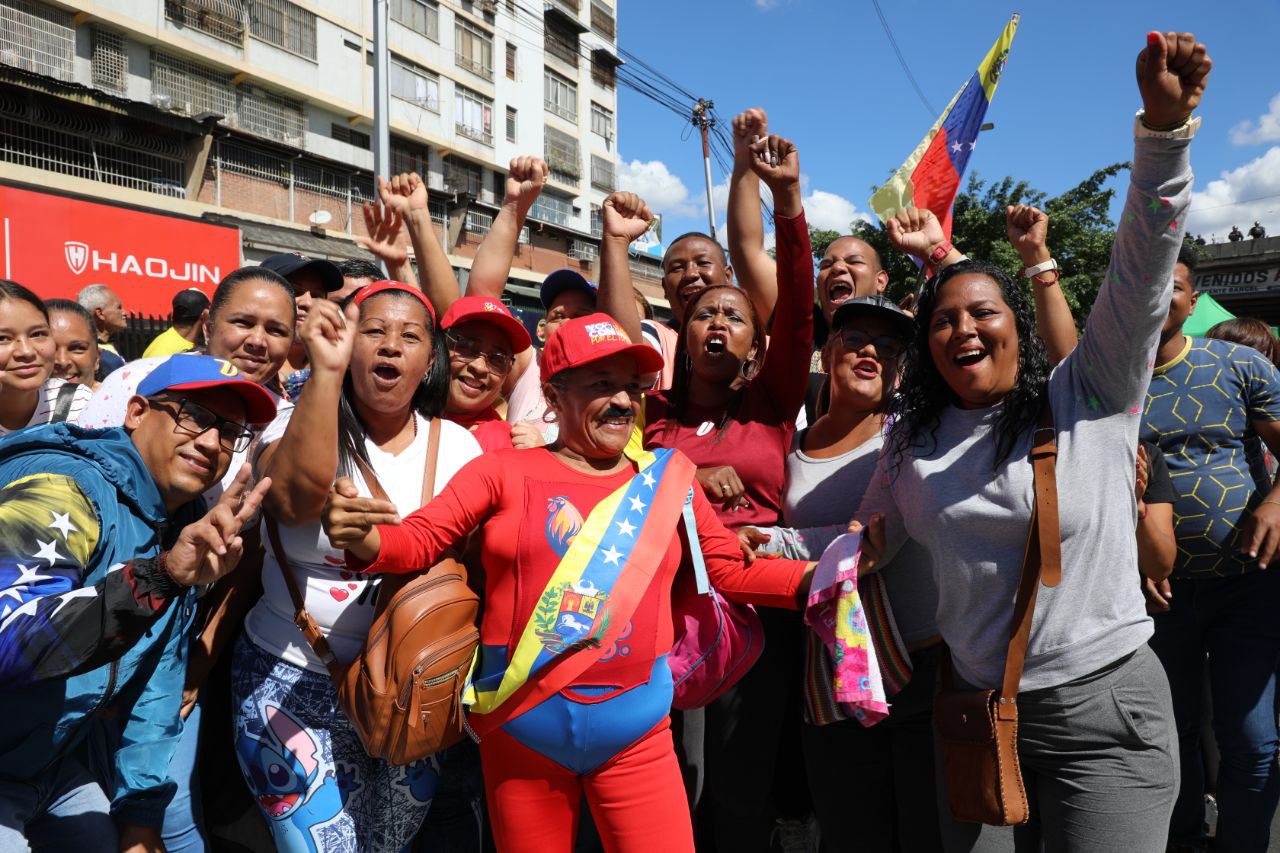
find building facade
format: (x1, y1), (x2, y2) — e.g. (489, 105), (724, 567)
(0, 0), (666, 317)
(1191, 235), (1280, 325)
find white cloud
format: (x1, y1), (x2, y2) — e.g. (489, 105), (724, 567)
(754, 0), (780, 8)
(1186, 146), (1280, 240)
(804, 189), (872, 232)
(615, 158), (701, 218)
(1230, 94), (1280, 146)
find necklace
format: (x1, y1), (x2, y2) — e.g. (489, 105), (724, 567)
(696, 420), (714, 437)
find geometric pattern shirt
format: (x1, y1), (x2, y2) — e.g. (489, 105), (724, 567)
(1141, 336), (1280, 578)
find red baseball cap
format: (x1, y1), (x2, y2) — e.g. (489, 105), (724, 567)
(540, 312), (664, 384)
(440, 295), (531, 353)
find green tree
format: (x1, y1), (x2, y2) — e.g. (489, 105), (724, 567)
(847, 163), (1130, 325)
(808, 227), (842, 259)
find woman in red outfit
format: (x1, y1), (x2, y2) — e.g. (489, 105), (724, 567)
(439, 294), (533, 451)
(324, 313), (813, 853)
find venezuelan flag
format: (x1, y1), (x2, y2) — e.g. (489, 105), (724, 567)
(869, 14), (1019, 240)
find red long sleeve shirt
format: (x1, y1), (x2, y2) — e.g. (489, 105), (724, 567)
(362, 448), (806, 691)
(643, 211), (814, 530)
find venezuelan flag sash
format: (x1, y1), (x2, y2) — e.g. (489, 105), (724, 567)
(463, 446), (695, 734)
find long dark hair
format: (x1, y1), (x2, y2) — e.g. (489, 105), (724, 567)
(665, 284), (766, 442)
(0, 279), (49, 321)
(889, 259), (1050, 469)
(335, 288), (450, 477)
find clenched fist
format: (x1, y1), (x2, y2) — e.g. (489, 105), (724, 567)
(886, 207), (946, 261)
(602, 192), (654, 243)
(1006, 204), (1050, 267)
(1136, 31), (1211, 130)
(732, 108), (768, 165)
(504, 156), (548, 214)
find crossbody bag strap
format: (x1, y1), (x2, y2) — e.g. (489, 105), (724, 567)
(997, 404), (1059, 715)
(264, 514), (345, 681)
(51, 382), (79, 422)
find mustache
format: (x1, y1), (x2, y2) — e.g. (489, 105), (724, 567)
(601, 405), (634, 419)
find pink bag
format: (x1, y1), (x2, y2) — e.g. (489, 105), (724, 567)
(668, 492), (765, 710)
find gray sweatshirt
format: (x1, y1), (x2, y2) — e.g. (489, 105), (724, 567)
(858, 133), (1193, 691)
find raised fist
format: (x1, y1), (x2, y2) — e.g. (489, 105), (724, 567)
(747, 134), (800, 189)
(732, 108), (768, 162)
(504, 156), (548, 214)
(886, 207), (946, 260)
(1136, 31), (1211, 130)
(1006, 204), (1050, 265)
(602, 191), (654, 242)
(300, 299), (358, 376)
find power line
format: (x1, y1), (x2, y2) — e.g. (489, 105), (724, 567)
(869, 0), (936, 117)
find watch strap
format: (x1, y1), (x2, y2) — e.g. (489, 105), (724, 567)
(1134, 111), (1201, 140)
(1022, 258), (1059, 279)
(929, 241), (955, 264)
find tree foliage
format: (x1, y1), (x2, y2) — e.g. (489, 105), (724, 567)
(836, 162), (1131, 326)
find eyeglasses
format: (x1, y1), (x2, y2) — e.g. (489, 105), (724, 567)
(148, 398), (256, 453)
(833, 328), (905, 361)
(445, 330), (514, 376)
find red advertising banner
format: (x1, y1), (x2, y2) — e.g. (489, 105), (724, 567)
(0, 185), (241, 315)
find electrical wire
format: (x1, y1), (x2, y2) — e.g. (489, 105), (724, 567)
(869, 0), (936, 117)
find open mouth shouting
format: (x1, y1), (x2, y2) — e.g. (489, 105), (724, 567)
(703, 332), (728, 357)
(952, 345), (989, 370)
(851, 357), (881, 380)
(371, 360), (402, 391)
(826, 279), (854, 306)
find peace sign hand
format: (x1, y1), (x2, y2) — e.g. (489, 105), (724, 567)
(165, 465), (273, 587)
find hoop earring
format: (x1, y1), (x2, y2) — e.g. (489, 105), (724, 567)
(684, 353), (693, 374)
(740, 358), (759, 382)
(542, 410), (558, 424)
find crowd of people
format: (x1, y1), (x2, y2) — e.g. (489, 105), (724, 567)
(3, 29), (1277, 853)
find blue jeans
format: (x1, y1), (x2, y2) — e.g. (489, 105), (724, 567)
(0, 751), (116, 853)
(161, 701), (207, 853)
(1149, 569), (1280, 851)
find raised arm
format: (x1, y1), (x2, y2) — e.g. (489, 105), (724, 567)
(383, 172), (459, 313)
(258, 300), (356, 525)
(1007, 204), (1079, 365)
(728, 108), (779, 323)
(358, 176), (417, 287)
(599, 191), (655, 344)
(1070, 32), (1209, 412)
(885, 207), (965, 273)
(467, 157), (548, 302)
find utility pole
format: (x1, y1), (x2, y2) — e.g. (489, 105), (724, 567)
(372, 0), (390, 182)
(692, 99), (716, 240)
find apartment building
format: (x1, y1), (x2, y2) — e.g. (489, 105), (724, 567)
(0, 0), (665, 318)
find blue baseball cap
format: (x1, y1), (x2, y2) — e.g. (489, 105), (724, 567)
(539, 269), (599, 311)
(137, 355), (278, 425)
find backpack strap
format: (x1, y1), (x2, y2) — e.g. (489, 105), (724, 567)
(681, 488), (710, 595)
(50, 382), (79, 423)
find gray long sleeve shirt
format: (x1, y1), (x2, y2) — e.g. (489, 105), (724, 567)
(858, 133), (1193, 691)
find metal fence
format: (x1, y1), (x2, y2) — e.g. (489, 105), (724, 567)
(117, 315), (174, 361)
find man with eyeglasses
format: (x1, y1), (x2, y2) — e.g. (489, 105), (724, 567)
(0, 354), (276, 853)
(439, 295), (534, 451)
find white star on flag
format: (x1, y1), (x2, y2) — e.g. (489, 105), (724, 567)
(0, 596), (41, 628)
(628, 495), (646, 513)
(601, 546), (623, 566)
(640, 471), (655, 489)
(968, 141), (976, 150)
(615, 519), (637, 537)
(48, 512), (76, 539)
(951, 141), (962, 153)
(33, 539), (63, 567)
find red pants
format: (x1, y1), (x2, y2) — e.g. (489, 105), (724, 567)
(479, 718), (695, 853)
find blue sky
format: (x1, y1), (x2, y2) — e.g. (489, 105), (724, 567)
(612, 0), (1280, 248)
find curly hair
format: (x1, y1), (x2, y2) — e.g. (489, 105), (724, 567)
(888, 259), (1050, 469)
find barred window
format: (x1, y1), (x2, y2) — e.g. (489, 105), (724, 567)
(92, 28), (128, 95)
(505, 41), (517, 80)
(332, 123), (371, 150)
(591, 49), (616, 89)
(150, 49), (236, 118)
(391, 138), (429, 175)
(590, 204), (602, 238)
(391, 0), (438, 41)
(163, 0), (246, 46)
(236, 86), (305, 145)
(590, 154), (614, 192)
(568, 239), (598, 261)
(589, 0), (614, 39)
(454, 19), (493, 81)
(543, 125), (579, 186)
(443, 158), (482, 195)
(529, 191), (572, 227)
(465, 209), (493, 236)
(454, 85), (493, 145)
(1, 0), (75, 82)
(505, 106), (517, 143)
(590, 102), (612, 141)
(543, 69), (576, 122)
(544, 20), (578, 68)
(250, 0), (316, 60)
(390, 57), (440, 112)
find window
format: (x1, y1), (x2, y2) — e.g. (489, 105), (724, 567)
(529, 191), (573, 227)
(391, 138), (429, 175)
(236, 86), (305, 145)
(391, 0), (438, 41)
(163, 0), (246, 46)
(543, 125), (579, 186)
(505, 41), (516, 80)
(443, 158), (482, 195)
(390, 57), (440, 111)
(568, 239), (598, 262)
(454, 20), (493, 80)
(590, 154), (614, 192)
(590, 0), (614, 39)
(544, 19), (578, 67)
(250, 0), (316, 59)
(590, 204), (602, 238)
(505, 106), (517, 143)
(454, 85), (493, 145)
(591, 49), (616, 89)
(332, 123), (371, 150)
(92, 28), (128, 95)
(465, 209), (493, 236)
(543, 69), (577, 122)
(150, 49), (237, 117)
(590, 102), (612, 141)
(2, 0), (76, 80)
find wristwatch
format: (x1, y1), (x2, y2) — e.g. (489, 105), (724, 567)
(1134, 111), (1201, 140)
(1022, 258), (1059, 279)
(928, 241), (955, 265)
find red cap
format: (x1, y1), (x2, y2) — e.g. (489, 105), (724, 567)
(540, 312), (664, 384)
(353, 281), (436, 323)
(440, 295), (532, 353)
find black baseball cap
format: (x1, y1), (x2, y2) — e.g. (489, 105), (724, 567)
(259, 253), (343, 293)
(171, 288), (210, 324)
(830, 295), (914, 340)
(540, 269), (599, 311)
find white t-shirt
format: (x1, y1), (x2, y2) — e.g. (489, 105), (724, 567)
(244, 407), (482, 673)
(0, 378), (92, 436)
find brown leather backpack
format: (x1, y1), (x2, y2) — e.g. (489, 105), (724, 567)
(265, 417), (479, 765)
